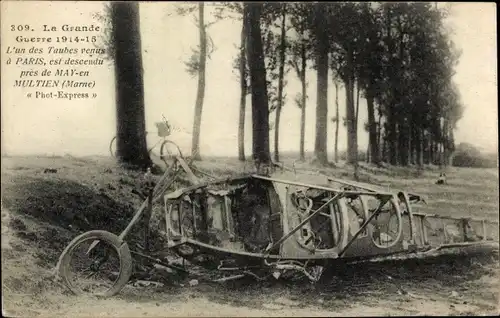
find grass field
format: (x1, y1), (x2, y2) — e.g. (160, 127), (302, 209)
(1, 154), (499, 316)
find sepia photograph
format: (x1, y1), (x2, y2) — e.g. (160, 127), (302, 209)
(1, 1), (498, 316)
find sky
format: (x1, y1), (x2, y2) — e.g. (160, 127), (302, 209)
(1, 2), (497, 158)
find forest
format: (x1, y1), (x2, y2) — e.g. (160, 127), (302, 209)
(108, 2), (468, 171)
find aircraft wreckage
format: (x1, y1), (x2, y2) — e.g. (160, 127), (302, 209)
(56, 153), (499, 297)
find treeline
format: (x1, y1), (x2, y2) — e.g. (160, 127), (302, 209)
(106, 2), (464, 171)
(221, 2), (464, 168)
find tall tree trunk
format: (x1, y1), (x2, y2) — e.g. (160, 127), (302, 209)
(421, 130), (425, 165)
(397, 15), (407, 167)
(424, 132), (430, 165)
(429, 135), (434, 165)
(408, 123), (413, 165)
(387, 111), (398, 165)
(385, 8), (398, 166)
(366, 143), (370, 163)
(442, 118), (448, 167)
(423, 131), (427, 164)
(416, 129), (423, 166)
(377, 111), (383, 161)
(398, 121), (410, 166)
(274, 7), (287, 163)
(355, 81), (360, 133)
(353, 79), (360, 178)
(398, 120), (410, 166)
(382, 135), (387, 163)
(434, 139), (439, 165)
(366, 86), (379, 164)
(111, 2), (152, 169)
(245, 3), (271, 167)
(434, 140), (439, 165)
(446, 125), (455, 166)
(430, 137), (434, 165)
(410, 124), (417, 165)
(345, 47), (357, 165)
(191, 2), (207, 161)
(238, 17), (247, 161)
(299, 43), (307, 162)
(334, 82), (340, 163)
(313, 5), (329, 165)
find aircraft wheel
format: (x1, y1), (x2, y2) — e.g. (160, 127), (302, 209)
(160, 140), (182, 169)
(369, 196), (403, 249)
(57, 230), (133, 297)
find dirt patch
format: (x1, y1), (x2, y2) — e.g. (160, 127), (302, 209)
(2, 177), (136, 234)
(1, 170), (173, 262)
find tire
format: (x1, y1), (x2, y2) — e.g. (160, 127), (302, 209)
(306, 197), (350, 254)
(369, 196), (403, 249)
(57, 230), (133, 297)
(160, 140), (182, 168)
(109, 137), (117, 158)
(334, 197), (351, 251)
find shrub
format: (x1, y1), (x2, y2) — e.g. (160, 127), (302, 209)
(452, 143), (497, 168)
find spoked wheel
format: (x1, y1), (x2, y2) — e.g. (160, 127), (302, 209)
(57, 230), (132, 297)
(109, 137), (117, 158)
(387, 212), (402, 242)
(160, 140), (183, 169)
(369, 196), (403, 249)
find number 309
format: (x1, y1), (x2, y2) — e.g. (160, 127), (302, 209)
(11, 25), (31, 31)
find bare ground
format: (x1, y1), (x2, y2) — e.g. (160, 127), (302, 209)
(1, 155), (499, 317)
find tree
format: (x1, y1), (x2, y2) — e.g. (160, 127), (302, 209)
(229, 1), (462, 169)
(379, 3), (400, 165)
(177, 3), (221, 160)
(218, 2), (248, 161)
(260, 3), (289, 133)
(190, 3), (207, 161)
(176, 3), (210, 161)
(355, 3), (383, 165)
(333, 81), (340, 163)
(312, 3), (330, 164)
(441, 81), (463, 164)
(394, 2), (461, 167)
(111, 2), (152, 169)
(245, 3), (272, 167)
(320, 2), (462, 168)
(273, 4), (288, 163)
(327, 3), (364, 166)
(237, 13), (248, 161)
(289, 3), (312, 162)
(219, 2), (280, 163)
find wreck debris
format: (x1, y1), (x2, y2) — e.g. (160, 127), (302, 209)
(56, 151), (500, 297)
